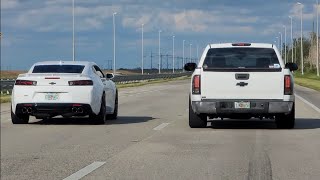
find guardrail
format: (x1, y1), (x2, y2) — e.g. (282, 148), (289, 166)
(0, 72), (191, 95)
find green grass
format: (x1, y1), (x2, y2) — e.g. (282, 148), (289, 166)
(0, 95), (11, 103)
(294, 71), (320, 91)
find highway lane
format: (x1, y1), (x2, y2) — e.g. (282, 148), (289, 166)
(1, 80), (320, 180)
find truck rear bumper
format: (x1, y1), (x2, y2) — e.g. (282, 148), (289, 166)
(192, 100), (294, 115)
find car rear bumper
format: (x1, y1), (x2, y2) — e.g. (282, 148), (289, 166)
(14, 103), (93, 118)
(192, 100), (294, 115)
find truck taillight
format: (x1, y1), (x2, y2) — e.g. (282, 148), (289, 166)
(192, 75), (201, 94)
(68, 80), (93, 86)
(284, 75), (292, 95)
(15, 80), (37, 86)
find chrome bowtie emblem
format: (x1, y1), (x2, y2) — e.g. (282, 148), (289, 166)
(49, 82), (56, 85)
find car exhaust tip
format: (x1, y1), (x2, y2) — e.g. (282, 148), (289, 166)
(72, 107), (78, 113)
(27, 107), (33, 114)
(77, 107), (83, 114)
(22, 107), (27, 114)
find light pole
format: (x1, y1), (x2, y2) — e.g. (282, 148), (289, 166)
(72, 0), (75, 61)
(289, 16), (293, 63)
(158, 30), (161, 74)
(276, 36), (280, 49)
(189, 44), (192, 63)
(279, 32), (283, 57)
(283, 25), (287, 64)
(141, 23), (144, 75)
(297, 2), (303, 75)
(183, 40), (185, 71)
(113, 12), (117, 75)
(172, 35), (175, 73)
(197, 44), (199, 62)
(317, 0), (319, 76)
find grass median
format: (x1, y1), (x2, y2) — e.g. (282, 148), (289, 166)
(0, 76), (190, 103)
(294, 72), (320, 91)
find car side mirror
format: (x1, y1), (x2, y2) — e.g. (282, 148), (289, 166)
(285, 63), (298, 71)
(106, 73), (114, 79)
(184, 63), (197, 71)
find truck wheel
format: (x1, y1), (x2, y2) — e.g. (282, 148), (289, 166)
(11, 108), (29, 124)
(189, 98), (207, 128)
(107, 91), (118, 120)
(275, 104), (295, 129)
(90, 96), (106, 124)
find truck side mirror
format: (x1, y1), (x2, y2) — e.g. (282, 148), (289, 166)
(285, 63), (298, 71)
(184, 63), (197, 71)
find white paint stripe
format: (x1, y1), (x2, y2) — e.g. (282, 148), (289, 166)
(63, 161), (106, 180)
(295, 93), (320, 114)
(153, 123), (170, 130)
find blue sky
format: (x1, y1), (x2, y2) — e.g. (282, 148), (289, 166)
(1, 0), (320, 70)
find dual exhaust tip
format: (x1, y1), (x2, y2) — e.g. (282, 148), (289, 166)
(72, 107), (84, 114)
(22, 107), (33, 114)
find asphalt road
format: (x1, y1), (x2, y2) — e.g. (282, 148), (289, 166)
(1, 80), (320, 180)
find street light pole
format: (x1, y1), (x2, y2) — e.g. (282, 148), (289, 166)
(284, 25), (287, 64)
(158, 30), (161, 74)
(189, 44), (192, 63)
(172, 35), (175, 73)
(289, 16), (293, 63)
(297, 2), (304, 75)
(183, 40), (185, 71)
(317, 0), (319, 76)
(276, 36), (279, 49)
(72, 0), (75, 61)
(197, 44), (199, 62)
(113, 12), (117, 75)
(141, 23), (144, 75)
(279, 32), (283, 57)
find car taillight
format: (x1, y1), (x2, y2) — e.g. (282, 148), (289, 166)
(15, 80), (37, 86)
(192, 75), (201, 94)
(284, 75), (292, 95)
(68, 80), (93, 86)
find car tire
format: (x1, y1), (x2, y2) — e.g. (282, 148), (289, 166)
(11, 107), (29, 124)
(275, 103), (295, 129)
(107, 90), (118, 120)
(189, 97), (207, 128)
(90, 96), (106, 124)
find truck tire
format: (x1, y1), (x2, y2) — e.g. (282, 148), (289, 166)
(11, 107), (29, 124)
(275, 103), (295, 129)
(189, 98), (207, 128)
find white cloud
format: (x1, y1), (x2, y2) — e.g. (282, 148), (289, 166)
(1, 0), (19, 9)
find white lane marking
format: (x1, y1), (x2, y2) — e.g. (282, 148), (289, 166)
(295, 93), (320, 114)
(153, 123), (170, 131)
(63, 161), (106, 180)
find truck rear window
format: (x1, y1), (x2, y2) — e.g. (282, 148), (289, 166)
(32, 65), (85, 73)
(203, 48), (280, 70)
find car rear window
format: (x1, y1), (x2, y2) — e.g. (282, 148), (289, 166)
(203, 48), (280, 70)
(32, 65), (85, 73)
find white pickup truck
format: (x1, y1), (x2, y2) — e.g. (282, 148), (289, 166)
(185, 43), (298, 129)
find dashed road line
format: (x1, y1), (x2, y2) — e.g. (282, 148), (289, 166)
(63, 161), (106, 180)
(153, 123), (170, 130)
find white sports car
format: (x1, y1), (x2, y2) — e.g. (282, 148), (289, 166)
(11, 61), (118, 124)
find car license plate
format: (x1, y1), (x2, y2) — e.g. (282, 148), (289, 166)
(234, 102), (250, 109)
(45, 93), (59, 100)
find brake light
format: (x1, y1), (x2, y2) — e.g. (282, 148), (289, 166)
(68, 80), (93, 86)
(284, 75), (292, 95)
(192, 75), (201, 94)
(232, 43), (251, 46)
(15, 80), (37, 86)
